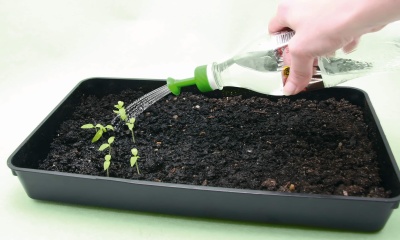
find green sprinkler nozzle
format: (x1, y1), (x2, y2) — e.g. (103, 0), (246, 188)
(167, 65), (213, 95)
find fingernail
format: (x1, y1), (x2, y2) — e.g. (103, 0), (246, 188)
(283, 81), (297, 96)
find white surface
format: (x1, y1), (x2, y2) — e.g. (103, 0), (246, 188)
(1, 1), (400, 239)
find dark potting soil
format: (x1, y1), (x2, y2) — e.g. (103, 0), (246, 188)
(38, 89), (390, 198)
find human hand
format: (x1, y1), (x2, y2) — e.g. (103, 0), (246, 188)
(269, 0), (400, 95)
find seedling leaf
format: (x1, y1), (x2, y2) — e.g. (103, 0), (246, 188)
(118, 101), (124, 107)
(129, 118), (136, 124)
(92, 130), (103, 143)
(105, 154), (111, 161)
(131, 148), (138, 156)
(81, 124), (94, 129)
(108, 136), (115, 144)
(99, 143), (109, 151)
(120, 108), (127, 121)
(130, 156), (139, 167)
(104, 160), (110, 170)
(126, 122), (133, 130)
(105, 125), (114, 131)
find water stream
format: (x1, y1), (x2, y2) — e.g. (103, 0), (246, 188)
(112, 84), (171, 125)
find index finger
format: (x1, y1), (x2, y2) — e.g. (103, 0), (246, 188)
(283, 45), (314, 95)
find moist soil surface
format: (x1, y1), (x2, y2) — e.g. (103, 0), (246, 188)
(38, 89), (390, 198)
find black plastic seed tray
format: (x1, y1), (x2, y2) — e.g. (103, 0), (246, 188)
(7, 78), (400, 231)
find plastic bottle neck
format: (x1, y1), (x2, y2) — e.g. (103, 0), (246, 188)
(206, 63), (223, 90)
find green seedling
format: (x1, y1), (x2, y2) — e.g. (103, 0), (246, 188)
(113, 101), (136, 143)
(81, 123), (114, 143)
(114, 101), (127, 121)
(81, 101), (142, 177)
(130, 148), (140, 174)
(99, 136), (115, 177)
(126, 118), (136, 143)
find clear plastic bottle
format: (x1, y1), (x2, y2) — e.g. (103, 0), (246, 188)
(167, 29), (400, 96)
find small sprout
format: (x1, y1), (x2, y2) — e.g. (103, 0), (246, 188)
(130, 148), (140, 174)
(99, 143), (109, 151)
(81, 123), (113, 143)
(114, 101), (136, 143)
(114, 101), (127, 121)
(116, 101), (124, 108)
(104, 155), (111, 169)
(92, 124), (112, 143)
(126, 118), (136, 143)
(98, 136), (114, 151)
(99, 136), (114, 177)
(127, 118), (135, 130)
